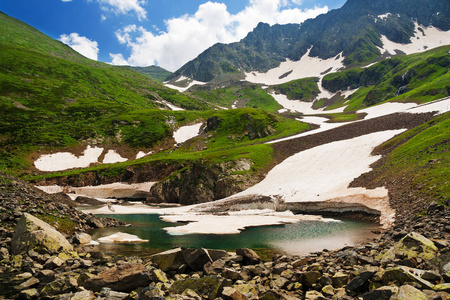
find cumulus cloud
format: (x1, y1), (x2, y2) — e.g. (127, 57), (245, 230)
(112, 0), (328, 71)
(95, 0), (147, 20)
(59, 33), (99, 60)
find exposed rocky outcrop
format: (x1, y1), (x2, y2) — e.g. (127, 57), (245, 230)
(147, 159), (261, 205)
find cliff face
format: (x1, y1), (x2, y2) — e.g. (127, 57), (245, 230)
(147, 158), (262, 205)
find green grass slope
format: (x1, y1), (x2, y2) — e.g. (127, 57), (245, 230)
(127, 66), (173, 82)
(0, 12), (210, 174)
(322, 46), (450, 110)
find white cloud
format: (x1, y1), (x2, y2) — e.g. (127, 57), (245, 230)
(61, 0), (72, 2)
(59, 33), (99, 60)
(110, 53), (129, 65)
(96, 0), (147, 21)
(112, 0), (328, 71)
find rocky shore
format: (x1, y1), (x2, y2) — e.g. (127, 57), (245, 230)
(1, 175), (449, 299)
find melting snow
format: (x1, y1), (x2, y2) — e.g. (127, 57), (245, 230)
(34, 146), (103, 172)
(379, 22), (450, 56)
(245, 48), (345, 85)
(173, 123), (203, 144)
(102, 150), (127, 164)
(98, 232), (148, 243)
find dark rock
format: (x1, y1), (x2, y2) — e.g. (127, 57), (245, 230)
(83, 263), (152, 292)
(363, 286), (397, 300)
(170, 275), (227, 299)
(150, 247), (185, 272)
(182, 248), (213, 271)
(346, 267), (377, 292)
(236, 248), (261, 265)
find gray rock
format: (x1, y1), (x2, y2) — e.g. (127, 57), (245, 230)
(170, 275), (227, 299)
(397, 284), (428, 300)
(11, 213), (73, 255)
(14, 277), (39, 290)
(83, 263), (152, 292)
(150, 247), (185, 272)
(222, 286), (249, 300)
(99, 287), (129, 300)
(236, 248), (261, 265)
(362, 286), (397, 300)
(44, 256), (64, 269)
(17, 288), (39, 300)
(183, 248), (213, 271)
(73, 233), (92, 245)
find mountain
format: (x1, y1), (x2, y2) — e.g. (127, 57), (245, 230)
(127, 66), (173, 82)
(168, 0), (450, 83)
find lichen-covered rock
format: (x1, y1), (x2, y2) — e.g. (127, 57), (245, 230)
(11, 213), (73, 255)
(382, 266), (435, 290)
(397, 284), (428, 300)
(377, 232), (438, 262)
(169, 275), (226, 299)
(18, 288), (39, 300)
(150, 247), (185, 272)
(83, 263), (152, 292)
(182, 248), (213, 271)
(236, 248), (261, 265)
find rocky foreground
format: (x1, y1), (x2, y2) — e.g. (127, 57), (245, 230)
(0, 176), (450, 300)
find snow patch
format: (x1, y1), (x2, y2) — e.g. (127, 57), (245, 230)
(378, 22), (450, 56)
(136, 151), (152, 159)
(165, 79), (207, 92)
(245, 48), (345, 85)
(34, 146), (104, 172)
(102, 150), (127, 164)
(98, 232), (148, 243)
(173, 123), (203, 144)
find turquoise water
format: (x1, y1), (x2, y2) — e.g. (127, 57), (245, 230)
(90, 214), (379, 257)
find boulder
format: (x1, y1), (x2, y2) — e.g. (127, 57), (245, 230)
(150, 248), (185, 272)
(83, 263), (152, 292)
(236, 248), (261, 265)
(346, 267), (378, 292)
(182, 248), (213, 271)
(11, 213), (73, 255)
(170, 275), (227, 299)
(377, 232), (438, 263)
(17, 288), (39, 300)
(397, 284), (428, 300)
(362, 286), (398, 300)
(222, 286), (249, 300)
(73, 233), (92, 245)
(382, 266), (435, 290)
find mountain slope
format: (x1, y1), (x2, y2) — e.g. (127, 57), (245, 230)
(168, 0), (450, 83)
(0, 12), (209, 174)
(127, 66), (173, 82)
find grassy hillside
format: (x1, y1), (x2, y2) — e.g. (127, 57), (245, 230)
(191, 82), (281, 112)
(127, 66), (173, 82)
(322, 46), (450, 110)
(0, 12), (212, 175)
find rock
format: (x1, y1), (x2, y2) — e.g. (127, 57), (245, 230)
(150, 248), (185, 271)
(182, 248), (213, 271)
(362, 285), (397, 300)
(321, 285), (334, 296)
(151, 268), (168, 283)
(73, 233), (92, 245)
(222, 287), (249, 300)
(61, 291), (96, 300)
(204, 259), (226, 275)
(170, 275), (226, 299)
(421, 270), (441, 283)
(236, 248), (261, 265)
(434, 283), (450, 293)
(377, 232), (438, 263)
(346, 267), (377, 292)
(397, 284), (428, 300)
(303, 271), (322, 287)
(83, 263), (152, 292)
(14, 277), (40, 290)
(139, 286), (165, 300)
(332, 272), (350, 288)
(98, 287), (129, 300)
(17, 288), (39, 300)
(40, 277), (70, 297)
(305, 290), (326, 300)
(11, 213), (73, 255)
(44, 256), (64, 269)
(85, 215), (104, 228)
(222, 267), (242, 281)
(382, 266), (435, 290)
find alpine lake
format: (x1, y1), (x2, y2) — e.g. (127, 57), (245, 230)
(89, 213), (380, 259)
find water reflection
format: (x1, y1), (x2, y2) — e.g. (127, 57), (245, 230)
(89, 214), (379, 257)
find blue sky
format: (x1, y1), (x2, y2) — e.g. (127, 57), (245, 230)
(1, 0), (346, 71)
